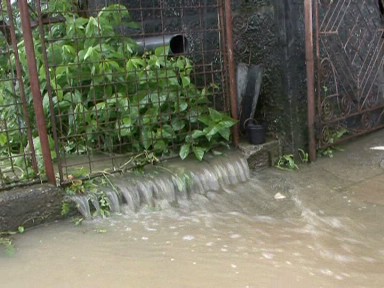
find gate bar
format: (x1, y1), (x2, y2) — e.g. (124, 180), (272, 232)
(18, 0), (56, 185)
(36, 0), (64, 184)
(224, 0), (240, 146)
(304, 0), (317, 161)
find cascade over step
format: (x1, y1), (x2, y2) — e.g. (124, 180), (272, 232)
(72, 152), (250, 218)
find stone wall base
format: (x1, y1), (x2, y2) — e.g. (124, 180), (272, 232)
(239, 139), (281, 170)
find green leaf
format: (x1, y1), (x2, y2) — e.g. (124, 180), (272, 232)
(127, 58), (145, 71)
(198, 114), (212, 126)
(218, 127), (231, 141)
(47, 44), (63, 65)
(192, 146), (205, 161)
(50, 81), (63, 101)
(181, 76), (191, 87)
(219, 119), (237, 128)
(62, 45), (76, 58)
(155, 46), (170, 57)
(0, 133), (7, 146)
(123, 117), (132, 126)
(85, 17), (98, 37)
(191, 130), (205, 139)
(83, 46), (94, 60)
(176, 57), (187, 70)
(171, 118), (185, 131)
(205, 125), (220, 141)
(98, 4), (131, 27)
(150, 92), (167, 106)
(140, 128), (153, 150)
(209, 108), (224, 122)
(179, 144), (190, 160)
(43, 93), (50, 115)
(54, 66), (67, 80)
(18, 226), (25, 234)
(156, 125), (174, 139)
(154, 140), (167, 153)
(175, 101), (188, 112)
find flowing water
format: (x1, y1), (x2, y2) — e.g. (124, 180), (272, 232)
(1, 151), (384, 288)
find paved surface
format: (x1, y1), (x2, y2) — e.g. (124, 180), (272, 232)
(261, 129), (384, 206)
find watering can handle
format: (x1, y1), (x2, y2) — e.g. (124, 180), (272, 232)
(243, 118), (256, 129)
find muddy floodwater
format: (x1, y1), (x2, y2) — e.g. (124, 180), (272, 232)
(1, 143), (384, 288)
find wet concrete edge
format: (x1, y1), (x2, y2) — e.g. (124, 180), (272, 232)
(0, 184), (65, 231)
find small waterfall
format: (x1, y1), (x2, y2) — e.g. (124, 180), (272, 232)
(106, 190), (121, 213)
(72, 195), (92, 219)
(71, 151), (250, 218)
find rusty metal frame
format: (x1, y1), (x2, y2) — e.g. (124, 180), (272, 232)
(5, 0), (38, 173)
(308, 0), (384, 156)
(224, 0), (240, 147)
(18, 0), (56, 185)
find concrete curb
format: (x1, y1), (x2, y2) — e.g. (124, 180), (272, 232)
(0, 184), (65, 231)
(0, 142), (281, 232)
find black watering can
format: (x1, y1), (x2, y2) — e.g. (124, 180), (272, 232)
(244, 119), (266, 145)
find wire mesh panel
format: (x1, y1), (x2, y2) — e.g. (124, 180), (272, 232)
(0, 1), (40, 188)
(314, 0), (384, 149)
(34, 0), (231, 183)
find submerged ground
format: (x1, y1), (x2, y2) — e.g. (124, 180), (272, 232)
(1, 131), (384, 288)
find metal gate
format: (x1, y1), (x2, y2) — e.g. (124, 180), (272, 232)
(307, 0), (384, 158)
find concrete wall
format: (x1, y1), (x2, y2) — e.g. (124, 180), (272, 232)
(232, 0), (307, 153)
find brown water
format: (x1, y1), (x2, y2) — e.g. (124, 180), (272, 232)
(1, 155), (384, 288)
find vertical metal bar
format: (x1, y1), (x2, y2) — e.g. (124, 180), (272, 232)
(219, 0), (229, 111)
(18, 0), (56, 185)
(223, 0), (240, 146)
(6, 0), (38, 173)
(304, 0), (317, 161)
(35, 0), (63, 184)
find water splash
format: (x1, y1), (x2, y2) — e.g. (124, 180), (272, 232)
(71, 151), (250, 217)
(72, 195), (92, 218)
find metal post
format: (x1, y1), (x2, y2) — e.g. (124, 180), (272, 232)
(304, 0), (317, 161)
(35, 0), (63, 184)
(18, 0), (56, 185)
(224, 0), (240, 146)
(6, 0), (38, 173)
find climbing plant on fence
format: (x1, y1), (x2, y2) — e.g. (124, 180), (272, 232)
(0, 1), (236, 177)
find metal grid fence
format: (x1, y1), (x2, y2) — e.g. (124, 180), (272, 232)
(0, 1), (40, 188)
(0, 0), (236, 187)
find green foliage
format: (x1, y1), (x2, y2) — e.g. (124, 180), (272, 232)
(276, 148), (310, 171)
(298, 149), (309, 163)
(0, 1), (236, 176)
(179, 107), (236, 160)
(65, 173), (113, 218)
(61, 201), (71, 216)
(318, 128), (348, 158)
(0, 236), (15, 256)
(0, 226), (24, 256)
(275, 154), (299, 171)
